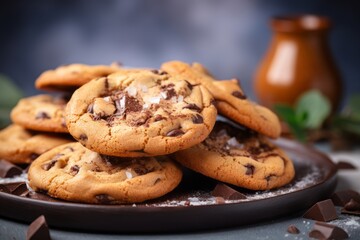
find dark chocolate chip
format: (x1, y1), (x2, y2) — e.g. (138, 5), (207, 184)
(26, 215), (51, 240)
(344, 198), (360, 211)
(133, 166), (152, 175)
(151, 69), (167, 75)
(79, 134), (88, 142)
(30, 153), (40, 161)
(41, 160), (57, 171)
(303, 199), (338, 222)
(336, 161), (357, 170)
(69, 165), (80, 176)
(95, 194), (114, 204)
(245, 164), (255, 175)
(35, 111), (51, 120)
(165, 88), (177, 100)
(192, 114), (204, 124)
(287, 225), (300, 234)
(166, 129), (184, 137)
(0, 160), (23, 178)
(232, 91), (247, 99)
(211, 183), (246, 200)
(104, 77), (109, 89)
(331, 190), (360, 206)
(183, 104), (201, 112)
(308, 222), (348, 240)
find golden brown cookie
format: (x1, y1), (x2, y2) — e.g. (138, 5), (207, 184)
(0, 124), (73, 164)
(35, 63), (121, 91)
(173, 121), (295, 190)
(161, 61), (281, 138)
(65, 69), (217, 157)
(28, 142), (183, 204)
(11, 94), (69, 133)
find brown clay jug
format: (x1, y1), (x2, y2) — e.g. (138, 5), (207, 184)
(254, 15), (342, 111)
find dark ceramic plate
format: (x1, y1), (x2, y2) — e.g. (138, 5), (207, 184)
(0, 138), (337, 233)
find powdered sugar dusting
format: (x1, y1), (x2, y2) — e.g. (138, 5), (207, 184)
(0, 173), (28, 184)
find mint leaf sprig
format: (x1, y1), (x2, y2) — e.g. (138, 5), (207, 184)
(274, 90), (331, 142)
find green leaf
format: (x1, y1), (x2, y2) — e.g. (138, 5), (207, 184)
(295, 90), (331, 129)
(332, 115), (360, 136)
(0, 74), (23, 109)
(343, 95), (360, 120)
(274, 104), (306, 142)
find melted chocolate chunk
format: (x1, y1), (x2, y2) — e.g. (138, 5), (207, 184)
(303, 199), (338, 222)
(69, 165), (80, 176)
(308, 222), (348, 240)
(95, 194), (114, 204)
(0, 160), (23, 178)
(79, 134), (88, 142)
(165, 88), (177, 100)
(287, 225), (300, 234)
(183, 104), (201, 112)
(192, 114), (203, 124)
(26, 215), (51, 240)
(245, 164), (255, 175)
(35, 111), (51, 120)
(125, 96), (142, 112)
(184, 80), (198, 90)
(211, 183), (246, 200)
(232, 91), (247, 99)
(166, 129), (184, 137)
(133, 166), (153, 175)
(30, 153), (40, 161)
(41, 159), (57, 171)
(154, 115), (166, 122)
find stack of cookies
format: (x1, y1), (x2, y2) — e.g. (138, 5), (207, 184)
(1, 61), (295, 204)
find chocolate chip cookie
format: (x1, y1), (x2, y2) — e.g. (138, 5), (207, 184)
(0, 124), (73, 164)
(161, 61), (281, 138)
(173, 121), (295, 190)
(11, 94), (69, 133)
(65, 69), (217, 157)
(28, 142), (183, 204)
(35, 63), (121, 91)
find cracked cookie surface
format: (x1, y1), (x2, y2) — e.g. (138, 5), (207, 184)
(11, 94), (69, 133)
(161, 61), (281, 138)
(0, 124), (73, 164)
(65, 69), (217, 157)
(35, 63), (121, 91)
(28, 142), (183, 204)
(173, 121), (295, 190)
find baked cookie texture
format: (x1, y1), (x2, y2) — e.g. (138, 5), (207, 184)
(11, 94), (69, 133)
(28, 142), (183, 204)
(35, 63), (121, 91)
(161, 61), (281, 138)
(65, 69), (217, 157)
(0, 124), (73, 164)
(173, 121), (295, 190)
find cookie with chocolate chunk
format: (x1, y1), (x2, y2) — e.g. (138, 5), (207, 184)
(28, 142), (182, 204)
(11, 94), (69, 133)
(173, 121), (295, 190)
(35, 63), (121, 91)
(161, 61), (281, 138)
(0, 124), (72, 164)
(65, 69), (217, 157)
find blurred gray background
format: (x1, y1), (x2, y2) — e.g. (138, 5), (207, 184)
(0, 0), (359, 102)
